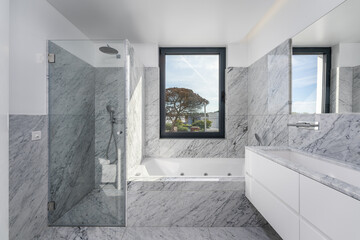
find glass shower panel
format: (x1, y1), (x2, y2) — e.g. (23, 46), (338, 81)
(48, 40), (126, 226)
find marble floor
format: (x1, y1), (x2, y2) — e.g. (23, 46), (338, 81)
(36, 226), (282, 240)
(54, 184), (125, 226)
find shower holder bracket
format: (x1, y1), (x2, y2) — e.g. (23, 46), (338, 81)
(48, 201), (56, 211)
(48, 54), (55, 63)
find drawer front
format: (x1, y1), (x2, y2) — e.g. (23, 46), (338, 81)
(300, 218), (328, 240)
(300, 175), (360, 240)
(250, 177), (299, 240)
(250, 152), (299, 212)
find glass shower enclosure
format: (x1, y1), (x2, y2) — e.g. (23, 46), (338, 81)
(47, 40), (145, 226)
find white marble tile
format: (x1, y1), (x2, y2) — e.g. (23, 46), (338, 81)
(54, 185), (125, 226)
(36, 227), (126, 240)
(145, 115), (160, 157)
(159, 139), (228, 158)
(122, 227), (211, 240)
(267, 40), (291, 115)
(145, 67), (160, 117)
(226, 67), (248, 116)
(208, 226), (281, 240)
(248, 56), (268, 115)
(226, 115), (248, 157)
(331, 67), (353, 113)
(9, 115), (48, 240)
(127, 190), (266, 227)
(352, 65), (360, 112)
(248, 114), (289, 147)
(289, 113), (360, 167)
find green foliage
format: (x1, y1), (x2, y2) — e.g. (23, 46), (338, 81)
(165, 123), (172, 131)
(192, 120), (212, 130)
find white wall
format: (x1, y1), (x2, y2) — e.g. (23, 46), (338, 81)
(227, 42), (248, 67)
(332, 43), (360, 68)
(10, 0), (89, 115)
(132, 43), (159, 67)
(0, 0), (9, 238)
(246, 0), (345, 65)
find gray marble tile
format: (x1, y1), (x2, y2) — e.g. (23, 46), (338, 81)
(54, 185), (125, 226)
(289, 113), (360, 167)
(248, 114), (289, 147)
(248, 55), (268, 115)
(145, 67), (160, 117)
(48, 42), (95, 116)
(208, 226), (282, 240)
(36, 227), (125, 240)
(122, 227), (211, 240)
(9, 115), (48, 240)
(145, 115), (160, 157)
(353, 65), (360, 112)
(127, 190), (266, 227)
(95, 67), (125, 117)
(226, 115), (248, 158)
(267, 40), (291, 115)
(330, 68), (337, 113)
(48, 114), (95, 224)
(159, 139), (228, 158)
(226, 67), (248, 116)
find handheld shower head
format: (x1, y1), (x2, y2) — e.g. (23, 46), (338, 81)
(255, 133), (264, 146)
(106, 105), (115, 113)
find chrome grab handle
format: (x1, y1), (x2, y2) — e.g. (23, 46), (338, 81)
(287, 121), (319, 130)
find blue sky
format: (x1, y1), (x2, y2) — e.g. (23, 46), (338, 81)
(292, 55), (319, 113)
(166, 55), (219, 113)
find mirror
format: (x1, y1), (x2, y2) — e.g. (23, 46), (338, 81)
(291, 0), (360, 114)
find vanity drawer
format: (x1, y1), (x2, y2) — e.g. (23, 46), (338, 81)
(248, 151), (299, 212)
(300, 218), (327, 240)
(300, 175), (360, 240)
(250, 177), (299, 240)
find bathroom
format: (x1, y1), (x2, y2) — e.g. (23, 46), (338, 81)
(1, 0), (360, 239)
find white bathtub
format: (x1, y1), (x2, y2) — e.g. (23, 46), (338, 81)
(129, 157), (244, 177)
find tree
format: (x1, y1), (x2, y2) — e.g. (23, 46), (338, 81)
(165, 87), (209, 131)
(192, 120), (212, 130)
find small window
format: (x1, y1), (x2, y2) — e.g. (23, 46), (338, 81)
(159, 48), (225, 138)
(292, 47), (331, 114)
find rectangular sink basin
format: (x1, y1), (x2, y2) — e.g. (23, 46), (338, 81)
(264, 149), (360, 189)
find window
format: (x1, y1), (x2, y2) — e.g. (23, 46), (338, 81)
(159, 48), (225, 138)
(292, 47), (331, 114)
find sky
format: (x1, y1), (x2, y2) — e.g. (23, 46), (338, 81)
(165, 55), (219, 113)
(292, 54), (319, 114)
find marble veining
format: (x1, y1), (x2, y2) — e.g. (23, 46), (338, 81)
(226, 67), (248, 116)
(289, 113), (360, 167)
(247, 146), (360, 201)
(9, 115), (48, 240)
(36, 227), (280, 240)
(48, 42), (95, 224)
(267, 40), (291, 115)
(353, 65), (360, 112)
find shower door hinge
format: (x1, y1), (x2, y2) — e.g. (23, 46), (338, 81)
(48, 54), (55, 63)
(48, 201), (56, 211)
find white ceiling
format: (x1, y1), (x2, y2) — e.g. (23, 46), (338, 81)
(47, 0), (275, 46)
(293, 0), (360, 47)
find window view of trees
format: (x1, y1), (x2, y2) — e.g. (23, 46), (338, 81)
(165, 87), (213, 132)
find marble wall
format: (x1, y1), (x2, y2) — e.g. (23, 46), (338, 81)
(95, 67), (125, 187)
(247, 40), (291, 147)
(353, 65), (360, 112)
(48, 42), (95, 224)
(144, 67), (248, 158)
(9, 115), (48, 240)
(330, 67), (353, 113)
(289, 113), (360, 167)
(126, 179), (267, 227)
(126, 44), (145, 172)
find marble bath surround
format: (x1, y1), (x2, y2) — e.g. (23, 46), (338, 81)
(126, 177), (267, 227)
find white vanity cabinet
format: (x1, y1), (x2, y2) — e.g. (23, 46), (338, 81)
(245, 148), (360, 240)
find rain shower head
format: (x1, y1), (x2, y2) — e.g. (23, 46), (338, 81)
(106, 105), (115, 113)
(99, 44), (119, 55)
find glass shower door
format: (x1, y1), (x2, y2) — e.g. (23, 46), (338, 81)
(47, 40), (126, 226)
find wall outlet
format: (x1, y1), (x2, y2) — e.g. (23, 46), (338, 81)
(32, 131), (41, 141)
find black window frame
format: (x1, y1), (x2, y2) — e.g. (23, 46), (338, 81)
(292, 47), (331, 113)
(159, 47), (226, 139)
